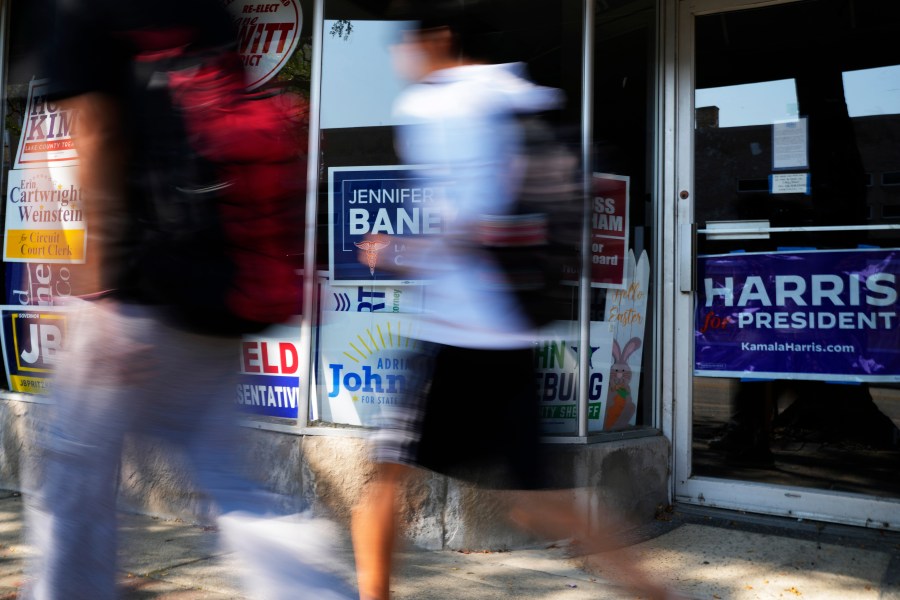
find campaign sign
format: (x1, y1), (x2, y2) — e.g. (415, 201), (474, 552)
(590, 173), (629, 289)
(227, 0), (303, 90)
(328, 166), (444, 285)
(316, 311), (422, 426)
(0, 308), (67, 395)
(236, 322), (302, 418)
(6, 263), (75, 306)
(322, 280), (425, 314)
(14, 79), (79, 169)
(695, 248), (900, 382)
(5, 167), (86, 264)
(536, 321), (613, 435)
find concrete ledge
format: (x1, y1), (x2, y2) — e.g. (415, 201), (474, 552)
(0, 397), (670, 550)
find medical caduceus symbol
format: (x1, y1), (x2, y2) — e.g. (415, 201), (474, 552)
(355, 239), (390, 275)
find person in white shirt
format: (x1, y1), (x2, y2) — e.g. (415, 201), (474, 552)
(350, 2), (683, 600)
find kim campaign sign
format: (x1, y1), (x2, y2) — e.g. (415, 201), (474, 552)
(695, 248), (900, 382)
(14, 79), (79, 170)
(328, 166), (445, 285)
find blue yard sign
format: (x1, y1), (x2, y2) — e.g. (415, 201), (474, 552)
(328, 165), (445, 285)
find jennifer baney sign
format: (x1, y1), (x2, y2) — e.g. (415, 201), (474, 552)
(695, 248), (900, 382)
(328, 166), (444, 285)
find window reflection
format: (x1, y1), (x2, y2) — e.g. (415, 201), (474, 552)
(321, 20), (410, 129)
(843, 64), (900, 118)
(696, 79), (799, 128)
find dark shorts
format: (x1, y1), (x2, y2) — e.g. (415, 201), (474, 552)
(369, 342), (553, 490)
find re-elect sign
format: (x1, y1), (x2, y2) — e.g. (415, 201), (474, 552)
(227, 0), (303, 90)
(328, 166), (444, 285)
(695, 248), (900, 382)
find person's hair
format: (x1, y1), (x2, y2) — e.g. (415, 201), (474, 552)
(388, 0), (505, 63)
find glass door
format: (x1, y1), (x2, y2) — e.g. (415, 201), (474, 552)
(673, 0), (900, 528)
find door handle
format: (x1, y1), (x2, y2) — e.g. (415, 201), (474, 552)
(679, 222), (696, 293)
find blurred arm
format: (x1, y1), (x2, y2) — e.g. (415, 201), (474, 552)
(63, 92), (127, 296)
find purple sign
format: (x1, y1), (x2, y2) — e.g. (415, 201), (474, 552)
(695, 248), (900, 382)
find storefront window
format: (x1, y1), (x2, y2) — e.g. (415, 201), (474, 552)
(0, 1), (315, 411)
(1, 0), (72, 396)
(233, 0), (314, 425)
(314, 6), (409, 425)
(313, 0), (665, 438)
(588, 0), (659, 434)
(0, 0), (662, 438)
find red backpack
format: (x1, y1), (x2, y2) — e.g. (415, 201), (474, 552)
(129, 38), (307, 334)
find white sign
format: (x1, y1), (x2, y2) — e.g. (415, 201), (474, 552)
(227, 0), (303, 90)
(536, 320), (614, 435)
(772, 118), (808, 170)
(4, 167), (87, 264)
(316, 311), (423, 426)
(600, 249), (650, 431)
(321, 279), (425, 314)
(14, 79), (79, 170)
(770, 172), (810, 195)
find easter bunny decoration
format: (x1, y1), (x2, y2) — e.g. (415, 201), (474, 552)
(604, 337), (642, 430)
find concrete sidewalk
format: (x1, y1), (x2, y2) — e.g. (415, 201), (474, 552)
(0, 490), (897, 599)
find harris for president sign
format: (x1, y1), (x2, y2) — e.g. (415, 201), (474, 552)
(695, 248), (900, 382)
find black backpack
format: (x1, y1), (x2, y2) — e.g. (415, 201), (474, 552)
(475, 113), (584, 328)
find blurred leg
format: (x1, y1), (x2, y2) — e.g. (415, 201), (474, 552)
(351, 462), (413, 600)
(164, 327), (353, 600)
(217, 511), (355, 600)
(505, 489), (675, 600)
(24, 393), (127, 600)
(21, 301), (149, 600)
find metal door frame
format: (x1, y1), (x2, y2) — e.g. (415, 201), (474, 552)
(667, 0), (900, 530)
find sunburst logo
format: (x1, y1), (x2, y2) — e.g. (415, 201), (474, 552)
(327, 318), (421, 403)
(340, 318), (418, 364)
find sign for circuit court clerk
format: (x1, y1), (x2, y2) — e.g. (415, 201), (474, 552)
(694, 248), (900, 382)
(4, 167), (86, 264)
(328, 166), (444, 285)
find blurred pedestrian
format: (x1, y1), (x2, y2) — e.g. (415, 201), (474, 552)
(19, 1), (353, 599)
(350, 2), (683, 599)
